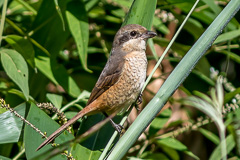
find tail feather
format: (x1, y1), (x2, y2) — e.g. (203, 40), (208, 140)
(36, 110), (85, 151)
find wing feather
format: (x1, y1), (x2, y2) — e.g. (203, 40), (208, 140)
(87, 50), (125, 105)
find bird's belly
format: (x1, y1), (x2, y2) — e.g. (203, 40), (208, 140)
(104, 55), (147, 114)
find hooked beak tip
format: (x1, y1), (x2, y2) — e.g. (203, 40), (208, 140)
(142, 31), (157, 39)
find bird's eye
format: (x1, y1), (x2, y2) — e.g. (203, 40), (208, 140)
(130, 31), (137, 37)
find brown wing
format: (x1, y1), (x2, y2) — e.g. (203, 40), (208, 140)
(87, 50), (126, 105)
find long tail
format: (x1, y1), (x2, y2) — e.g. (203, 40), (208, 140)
(36, 107), (91, 151)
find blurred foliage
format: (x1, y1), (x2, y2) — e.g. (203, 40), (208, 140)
(0, 0), (240, 159)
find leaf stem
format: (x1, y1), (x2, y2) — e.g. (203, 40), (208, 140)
(0, 0), (8, 47)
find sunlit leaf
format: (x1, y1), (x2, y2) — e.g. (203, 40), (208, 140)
(46, 93), (63, 109)
(122, 0), (156, 29)
(0, 103), (26, 144)
(35, 56), (81, 98)
(0, 49), (29, 100)
(149, 117), (169, 135)
(214, 29), (240, 44)
(157, 138), (187, 151)
(5, 35), (35, 68)
(66, 1), (91, 73)
(0, 155), (11, 160)
(24, 103), (74, 159)
(184, 151), (200, 160)
(202, 0), (221, 15)
(199, 128), (220, 145)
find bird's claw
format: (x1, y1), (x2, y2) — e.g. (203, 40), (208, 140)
(137, 93), (143, 105)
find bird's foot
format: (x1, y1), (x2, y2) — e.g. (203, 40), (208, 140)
(135, 93), (143, 111)
(110, 119), (123, 134)
(137, 93), (143, 105)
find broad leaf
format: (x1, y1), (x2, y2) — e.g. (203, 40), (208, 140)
(66, 1), (91, 73)
(24, 103), (74, 159)
(35, 56), (81, 98)
(122, 0), (156, 29)
(0, 155), (11, 160)
(0, 49), (29, 100)
(157, 138), (187, 151)
(0, 103), (26, 144)
(70, 144), (101, 160)
(5, 35), (35, 68)
(46, 93), (63, 109)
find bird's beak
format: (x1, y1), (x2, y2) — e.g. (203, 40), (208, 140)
(141, 31), (157, 39)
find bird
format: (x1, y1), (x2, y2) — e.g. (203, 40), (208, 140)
(36, 24), (157, 151)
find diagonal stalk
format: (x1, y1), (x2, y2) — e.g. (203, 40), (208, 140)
(107, 0), (240, 159)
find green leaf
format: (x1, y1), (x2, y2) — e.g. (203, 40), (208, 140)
(66, 1), (91, 73)
(161, 146), (180, 160)
(31, 0), (69, 56)
(70, 144), (102, 160)
(157, 138), (188, 151)
(46, 93), (63, 109)
(65, 111), (82, 123)
(214, 29), (240, 44)
(24, 103), (75, 159)
(10, 0), (37, 15)
(112, 0), (132, 8)
(184, 151), (200, 160)
(202, 0), (221, 15)
(0, 155), (11, 160)
(199, 128), (220, 145)
(122, 0), (156, 29)
(35, 56), (81, 98)
(7, 89), (35, 103)
(224, 87), (240, 103)
(142, 153), (169, 160)
(0, 103), (26, 144)
(0, 49), (29, 100)
(154, 38), (191, 56)
(78, 114), (119, 150)
(54, 0), (65, 30)
(0, 0), (4, 8)
(218, 50), (240, 64)
(153, 16), (169, 34)
(149, 117), (169, 135)
(192, 70), (215, 86)
(128, 158), (144, 160)
(159, 108), (172, 117)
(174, 15), (204, 40)
(148, 39), (158, 61)
(111, 9), (125, 18)
(85, 0), (99, 11)
(193, 90), (213, 104)
(209, 134), (235, 160)
(5, 35), (35, 68)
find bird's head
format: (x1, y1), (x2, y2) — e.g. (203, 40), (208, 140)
(112, 24), (157, 52)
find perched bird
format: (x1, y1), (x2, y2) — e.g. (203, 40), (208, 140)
(36, 24), (156, 151)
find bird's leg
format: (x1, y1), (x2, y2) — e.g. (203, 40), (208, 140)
(103, 112), (123, 134)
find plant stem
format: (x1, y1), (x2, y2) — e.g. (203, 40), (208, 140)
(142, 0), (200, 93)
(13, 148), (25, 160)
(0, 0), (8, 47)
